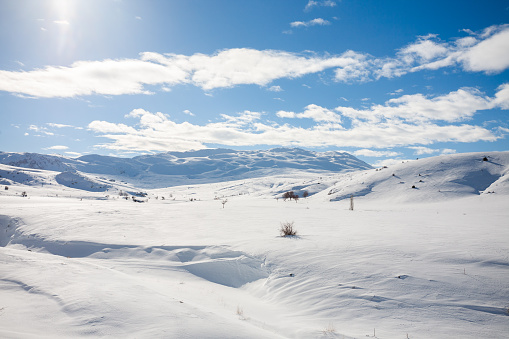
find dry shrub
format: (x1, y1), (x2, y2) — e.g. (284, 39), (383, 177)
(280, 221), (297, 237)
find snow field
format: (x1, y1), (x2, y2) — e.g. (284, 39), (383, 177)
(1, 190), (508, 338)
(0, 151), (508, 338)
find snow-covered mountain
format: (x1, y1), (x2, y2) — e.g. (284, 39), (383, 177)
(153, 150), (509, 203)
(1, 149), (508, 201)
(0, 148), (372, 188)
(0, 152), (75, 172)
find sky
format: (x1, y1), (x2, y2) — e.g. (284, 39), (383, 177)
(0, 0), (508, 165)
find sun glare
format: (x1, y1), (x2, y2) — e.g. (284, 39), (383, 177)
(50, 0), (75, 22)
(47, 0), (77, 59)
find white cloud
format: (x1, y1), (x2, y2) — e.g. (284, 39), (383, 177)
(441, 149), (456, 155)
(65, 151), (82, 157)
(277, 104), (342, 123)
(336, 87), (496, 123)
(0, 57), (188, 98)
(400, 38), (448, 62)
(183, 109), (195, 116)
(459, 26), (509, 73)
(372, 158), (412, 168)
(333, 51), (371, 82)
(0, 49), (366, 98)
(45, 145), (69, 150)
(388, 89), (404, 95)
(1, 25), (507, 98)
(290, 18), (331, 28)
(53, 20), (70, 25)
(187, 49), (338, 90)
(267, 85), (283, 92)
(28, 124), (54, 136)
(298, 104), (342, 123)
(47, 123), (75, 128)
(276, 110), (296, 119)
(493, 83), (509, 109)
(87, 102), (498, 153)
(88, 120), (137, 134)
(353, 149), (401, 157)
(379, 24), (509, 78)
(304, 0), (337, 11)
(455, 36), (477, 48)
(408, 146), (439, 155)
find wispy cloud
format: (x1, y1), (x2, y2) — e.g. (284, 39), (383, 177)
(408, 146), (439, 155)
(290, 18), (331, 28)
(441, 148), (457, 154)
(388, 89), (404, 95)
(353, 149), (401, 157)
(65, 151), (82, 157)
(28, 125), (54, 136)
(376, 24), (509, 78)
(277, 104), (342, 123)
(44, 145), (69, 150)
(267, 85), (283, 92)
(47, 123), (75, 128)
(0, 49), (359, 97)
(53, 20), (70, 25)
(1, 25), (508, 98)
(335, 86), (504, 123)
(304, 0), (337, 11)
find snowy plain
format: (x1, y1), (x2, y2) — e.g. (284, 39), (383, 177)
(0, 150), (508, 338)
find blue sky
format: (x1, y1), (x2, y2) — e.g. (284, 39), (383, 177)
(1, 0), (508, 165)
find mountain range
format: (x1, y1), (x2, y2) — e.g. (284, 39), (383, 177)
(1, 148), (508, 202)
(0, 148), (371, 187)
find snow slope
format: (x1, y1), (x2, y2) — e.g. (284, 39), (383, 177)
(0, 152), (75, 172)
(320, 151), (509, 203)
(0, 151), (508, 338)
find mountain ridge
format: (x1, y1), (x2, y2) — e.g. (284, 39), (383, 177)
(0, 148), (372, 187)
(1, 150), (508, 203)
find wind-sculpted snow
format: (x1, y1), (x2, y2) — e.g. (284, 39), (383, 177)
(2, 229), (268, 288)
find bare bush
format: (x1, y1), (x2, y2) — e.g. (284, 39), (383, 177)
(282, 191), (299, 201)
(280, 221), (297, 237)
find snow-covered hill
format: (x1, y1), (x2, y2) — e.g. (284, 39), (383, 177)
(321, 151), (509, 202)
(156, 151), (509, 203)
(0, 148), (372, 188)
(1, 151), (508, 202)
(0, 152), (75, 172)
